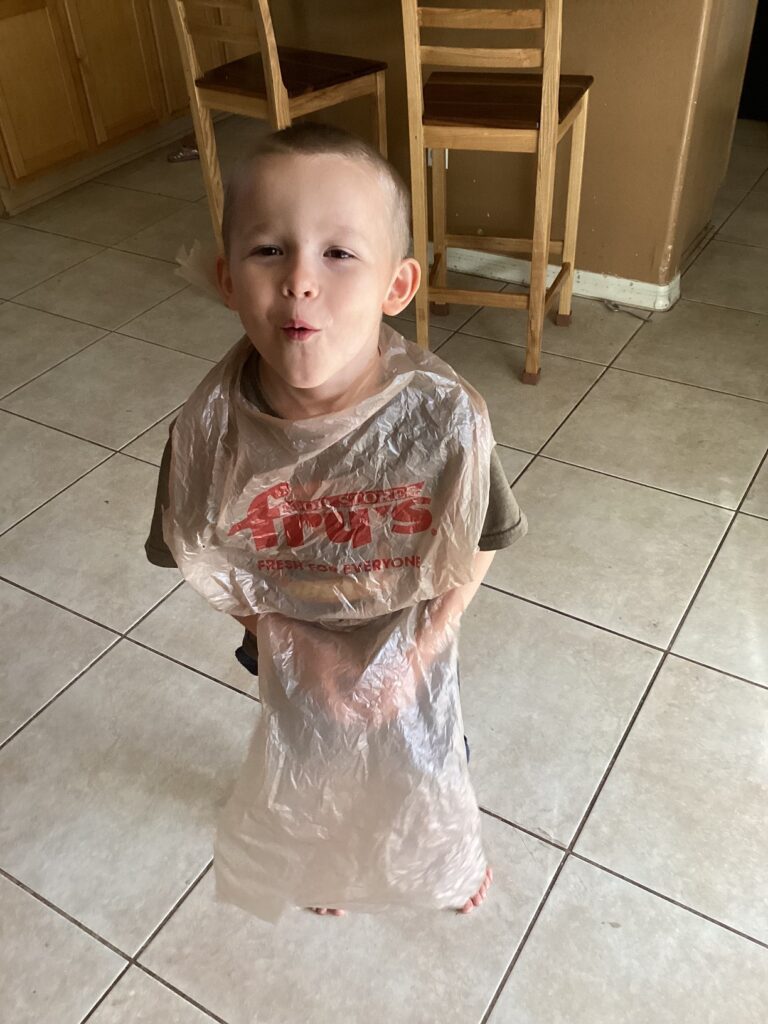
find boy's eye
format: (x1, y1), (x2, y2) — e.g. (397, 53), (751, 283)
(250, 245), (282, 257)
(325, 248), (354, 260)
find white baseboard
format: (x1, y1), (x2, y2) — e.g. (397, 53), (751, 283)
(444, 247), (681, 312)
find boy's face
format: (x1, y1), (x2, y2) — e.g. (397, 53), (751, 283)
(217, 153), (420, 394)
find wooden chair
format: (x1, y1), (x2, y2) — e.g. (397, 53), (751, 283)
(167, 0), (388, 252)
(401, 1), (592, 383)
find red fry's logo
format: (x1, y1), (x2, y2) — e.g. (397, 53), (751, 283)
(228, 481), (433, 551)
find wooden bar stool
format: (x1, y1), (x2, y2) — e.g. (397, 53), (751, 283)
(401, 1), (592, 383)
(167, 0), (388, 252)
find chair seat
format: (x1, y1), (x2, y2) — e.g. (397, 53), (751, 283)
(423, 72), (593, 130)
(196, 47), (387, 99)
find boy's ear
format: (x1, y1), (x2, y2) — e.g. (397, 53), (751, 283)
(382, 257), (422, 317)
(216, 255), (237, 310)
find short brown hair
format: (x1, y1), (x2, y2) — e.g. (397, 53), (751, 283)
(221, 122), (411, 259)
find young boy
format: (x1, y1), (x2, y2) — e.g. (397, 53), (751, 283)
(145, 123), (526, 921)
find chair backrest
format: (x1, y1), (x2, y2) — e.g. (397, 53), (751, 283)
(168, 0), (290, 122)
(401, 1), (563, 138)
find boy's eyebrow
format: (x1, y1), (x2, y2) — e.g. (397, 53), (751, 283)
(240, 223), (373, 247)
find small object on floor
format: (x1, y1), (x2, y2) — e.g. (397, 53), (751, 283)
(167, 143), (199, 163)
(602, 299), (647, 321)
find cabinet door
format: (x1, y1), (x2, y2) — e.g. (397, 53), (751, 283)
(147, 0), (189, 115)
(63, 0), (165, 143)
(0, 0), (91, 181)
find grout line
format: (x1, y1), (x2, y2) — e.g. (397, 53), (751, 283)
(478, 806), (568, 852)
(663, 447), (768, 655)
(129, 964), (227, 1024)
(569, 853), (768, 952)
(602, 362), (768, 407)
(0, 635), (123, 754)
(125, 634), (261, 705)
(131, 860), (214, 962)
(77, 965), (134, 1024)
(0, 447), (117, 540)
(0, 575), (123, 637)
(0, 867), (131, 960)
(0, 329), (110, 402)
(479, 850), (569, 1024)
(533, 452), (750, 513)
(478, 581), (666, 653)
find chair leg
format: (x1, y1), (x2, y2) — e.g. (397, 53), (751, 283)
(372, 71), (387, 157)
(557, 92), (589, 325)
(524, 133), (558, 384)
(409, 144), (431, 349)
(430, 148), (450, 316)
(190, 99), (224, 254)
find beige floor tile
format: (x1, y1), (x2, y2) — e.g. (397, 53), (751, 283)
(743, 459), (768, 520)
(490, 856), (768, 1024)
(15, 249), (187, 330)
(576, 656), (768, 942)
(120, 286), (243, 362)
(384, 313), (453, 349)
(0, 303), (105, 398)
(615, 299), (768, 402)
(398, 270), (506, 332)
(0, 581), (114, 744)
(461, 293), (644, 365)
(97, 146), (207, 202)
(488, 460), (730, 646)
(495, 446), (533, 483)
(723, 143), (768, 191)
(717, 189), (768, 248)
(88, 967), (213, 1024)
(0, 641), (254, 953)
(1, 875), (125, 1024)
(0, 455), (180, 631)
(129, 583), (259, 698)
(0, 412), (110, 532)
(438, 334), (604, 451)
(11, 183), (185, 247)
(542, 369), (768, 507)
(1, 334), (210, 449)
(673, 514), (768, 684)
(684, 240), (768, 315)
(139, 817), (562, 1024)
(0, 223), (100, 299)
(461, 588), (659, 843)
(710, 187), (749, 230)
(116, 203), (215, 263)
(121, 411), (179, 466)
(755, 168), (768, 193)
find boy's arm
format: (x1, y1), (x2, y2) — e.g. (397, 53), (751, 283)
(416, 549), (495, 662)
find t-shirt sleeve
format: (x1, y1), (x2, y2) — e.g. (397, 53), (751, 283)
(144, 424), (178, 569)
(478, 447), (528, 551)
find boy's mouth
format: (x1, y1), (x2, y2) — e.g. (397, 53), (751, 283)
(282, 319), (319, 341)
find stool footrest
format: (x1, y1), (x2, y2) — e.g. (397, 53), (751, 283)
(429, 286), (529, 309)
(445, 233), (564, 258)
(544, 263), (572, 310)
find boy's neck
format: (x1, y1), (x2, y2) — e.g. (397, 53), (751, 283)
(256, 344), (385, 421)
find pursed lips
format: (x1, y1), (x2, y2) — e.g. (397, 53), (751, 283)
(281, 318), (319, 341)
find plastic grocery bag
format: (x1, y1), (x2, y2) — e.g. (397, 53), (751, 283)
(163, 324), (494, 920)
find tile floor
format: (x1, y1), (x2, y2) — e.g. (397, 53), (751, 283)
(1, 116), (767, 1023)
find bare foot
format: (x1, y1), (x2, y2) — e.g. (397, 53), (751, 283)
(309, 907), (346, 916)
(457, 866), (493, 914)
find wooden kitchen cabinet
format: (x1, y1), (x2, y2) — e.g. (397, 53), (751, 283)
(62, 0), (166, 144)
(0, 0), (92, 180)
(0, 0), (203, 189)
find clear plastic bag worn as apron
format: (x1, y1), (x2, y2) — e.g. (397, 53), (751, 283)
(163, 325), (494, 921)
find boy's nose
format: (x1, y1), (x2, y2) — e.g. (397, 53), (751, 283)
(282, 257), (319, 299)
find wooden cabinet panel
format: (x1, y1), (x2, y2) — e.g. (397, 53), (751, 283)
(0, 0), (91, 180)
(148, 0), (189, 114)
(63, 0), (165, 143)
